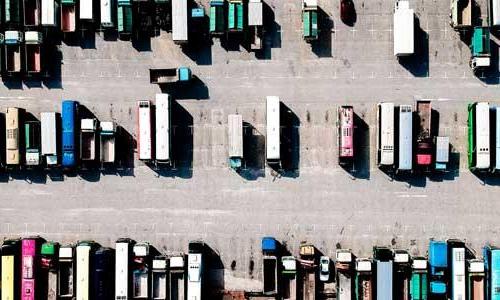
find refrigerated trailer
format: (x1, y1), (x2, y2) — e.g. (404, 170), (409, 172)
(172, 0), (188, 44)
(398, 105), (412, 171)
(4, 31), (23, 75)
(138, 100), (152, 161)
(210, 0), (225, 36)
(155, 94), (171, 165)
(101, 0), (113, 28)
(24, 31), (43, 76)
(228, 114), (243, 170)
(377, 102), (395, 167)
(76, 241), (96, 300)
(41, 112), (58, 167)
(468, 102), (490, 171)
(2, 239), (20, 300)
(61, 0), (76, 32)
(490, 0), (500, 26)
(394, 1), (414, 56)
(410, 257), (428, 300)
(266, 96), (280, 166)
(42, 0), (57, 26)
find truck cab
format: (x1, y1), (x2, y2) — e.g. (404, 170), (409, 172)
(133, 243), (151, 299)
(410, 257), (428, 300)
(429, 240), (448, 297)
(149, 67), (192, 84)
(302, 0), (318, 41)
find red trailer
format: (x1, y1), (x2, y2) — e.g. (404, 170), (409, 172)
(416, 100), (432, 167)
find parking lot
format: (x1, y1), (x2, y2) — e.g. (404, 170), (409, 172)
(1, 0), (500, 291)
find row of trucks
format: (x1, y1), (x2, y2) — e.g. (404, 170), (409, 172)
(1, 30), (43, 76)
(1, 237), (204, 300)
(2, 101), (120, 169)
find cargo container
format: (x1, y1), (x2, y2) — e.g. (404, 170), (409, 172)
(335, 249), (353, 300)
(470, 27), (491, 71)
(435, 136), (449, 171)
(93, 247), (114, 300)
(138, 100), (152, 161)
(21, 237), (41, 300)
(429, 240), (447, 296)
(483, 245), (500, 300)
(398, 104), (412, 171)
(41, 112), (58, 166)
(228, 114), (243, 170)
(117, 0), (133, 37)
(393, 1), (414, 56)
(248, 0), (263, 50)
(169, 255), (185, 300)
(394, 250), (411, 300)
(152, 256), (168, 300)
(262, 237), (278, 295)
(281, 256), (297, 300)
(101, 0), (113, 28)
(468, 259), (484, 300)
(41, 0), (57, 26)
(373, 247), (393, 300)
(80, 118), (97, 162)
(410, 257), (428, 300)
(58, 245), (75, 299)
(210, 0), (225, 35)
(41, 242), (59, 300)
(24, 0), (41, 27)
(187, 253), (203, 300)
(24, 31), (43, 75)
(116, 238), (135, 300)
(172, 0), (188, 44)
(266, 96), (280, 166)
(76, 241), (96, 300)
(5, 0), (22, 25)
(377, 102), (395, 167)
(25, 121), (41, 166)
(416, 100), (432, 168)
(355, 258), (372, 300)
(155, 94), (171, 164)
(468, 102), (490, 171)
(133, 243), (151, 299)
(450, 0), (472, 29)
(4, 31), (23, 75)
(2, 239), (21, 300)
(302, 0), (318, 41)
(338, 106), (354, 165)
(80, 0), (93, 21)
(6, 107), (21, 167)
(100, 121), (117, 166)
(61, 0), (76, 32)
(228, 0), (243, 32)
(299, 243), (316, 300)
(62, 100), (78, 169)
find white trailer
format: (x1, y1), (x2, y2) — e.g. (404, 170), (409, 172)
(41, 112), (58, 166)
(266, 96), (280, 164)
(492, 0), (500, 26)
(187, 253), (202, 300)
(138, 100), (152, 161)
(76, 244), (91, 300)
(100, 0), (113, 27)
(41, 0), (56, 26)
(228, 114), (243, 169)
(248, 0), (263, 50)
(116, 240), (133, 300)
(398, 105), (413, 171)
(155, 94), (171, 164)
(394, 1), (414, 56)
(172, 0), (188, 44)
(79, 0), (92, 20)
(451, 247), (466, 300)
(377, 102), (395, 166)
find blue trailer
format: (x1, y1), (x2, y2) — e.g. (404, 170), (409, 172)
(62, 100), (78, 168)
(484, 245), (500, 300)
(428, 240), (448, 296)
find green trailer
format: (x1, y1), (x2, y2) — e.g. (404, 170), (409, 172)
(117, 0), (133, 37)
(470, 26), (491, 72)
(410, 257), (428, 300)
(228, 0), (243, 32)
(210, 0), (225, 35)
(302, 0), (318, 41)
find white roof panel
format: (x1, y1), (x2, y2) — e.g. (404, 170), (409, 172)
(170, 256), (185, 268)
(80, 0), (93, 20)
(356, 260), (372, 271)
(336, 251), (352, 263)
(155, 94), (171, 161)
(59, 246), (73, 258)
(266, 96), (280, 161)
(138, 101), (152, 160)
(41, 112), (57, 156)
(393, 1), (414, 56)
(100, 0), (112, 25)
(41, 0), (56, 26)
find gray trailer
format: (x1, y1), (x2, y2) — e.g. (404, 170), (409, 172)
(374, 247), (393, 300)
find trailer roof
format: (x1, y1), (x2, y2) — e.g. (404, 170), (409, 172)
(79, 0), (93, 20)
(393, 1), (414, 56)
(228, 114), (243, 158)
(155, 94), (171, 161)
(41, 112), (57, 155)
(435, 136), (449, 163)
(172, 0), (188, 42)
(266, 96), (280, 160)
(41, 0), (56, 26)
(248, 0), (263, 26)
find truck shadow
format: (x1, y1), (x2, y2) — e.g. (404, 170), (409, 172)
(279, 102), (300, 178)
(398, 17), (429, 78)
(182, 11), (213, 66)
(42, 44), (63, 89)
(238, 121), (265, 180)
(159, 75), (209, 100)
(255, 1), (281, 60)
(311, 7), (333, 58)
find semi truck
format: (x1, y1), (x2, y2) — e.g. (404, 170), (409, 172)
(187, 252), (203, 300)
(58, 245), (75, 299)
(410, 257), (428, 300)
(61, 0), (76, 32)
(299, 242), (316, 300)
(24, 0), (41, 28)
(133, 243), (151, 299)
(435, 136), (450, 171)
(450, 0), (472, 29)
(155, 94), (172, 165)
(117, 0), (133, 38)
(100, 121), (117, 166)
(210, 0), (225, 36)
(41, 112), (58, 167)
(4, 31), (23, 75)
(24, 31), (43, 76)
(76, 241), (97, 300)
(2, 239), (21, 300)
(152, 256), (168, 300)
(248, 0), (263, 50)
(169, 255), (186, 300)
(355, 258), (373, 300)
(302, 0), (318, 41)
(262, 237), (278, 295)
(172, 0), (188, 44)
(62, 100), (78, 169)
(483, 245), (500, 300)
(281, 256), (297, 300)
(6, 107), (21, 167)
(93, 247), (114, 300)
(25, 120), (41, 166)
(150, 67), (192, 84)
(467, 259), (484, 300)
(228, 114), (243, 170)
(138, 100), (152, 161)
(80, 118), (98, 162)
(470, 27), (491, 72)
(335, 249), (353, 300)
(393, 1), (414, 56)
(429, 240), (448, 297)
(416, 100), (433, 168)
(41, 242), (58, 300)
(116, 238), (136, 300)
(394, 250), (411, 300)
(228, 0), (243, 32)
(373, 247), (393, 300)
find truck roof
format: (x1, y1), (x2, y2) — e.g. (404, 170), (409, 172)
(261, 237), (277, 251)
(100, 121), (116, 134)
(336, 250), (352, 263)
(81, 118), (97, 131)
(170, 256), (185, 268)
(172, 0), (188, 42)
(248, 0), (263, 26)
(393, 1), (414, 56)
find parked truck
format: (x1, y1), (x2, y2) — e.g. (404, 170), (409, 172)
(302, 0), (318, 41)
(133, 243), (151, 299)
(41, 112), (58, 167)
(93, 247), (114, 300)
(373, 247), (393, 300)
(355, 258), (373, 300)
(172, 0), (188, 44)
(152, 256), (168, 300)
(4, 31), (23, 75)
(210, 0), (225, 36)
(41, 242), (58, 300)
(228, 114), (243, 170)
(117, 0), (133, 38)
(169, 255), (185, 300)
(299, 242), (316, 300)
(470, 27), (491, 72)
(262, 237), (278, 296)
(80, 118), (97, 162)
(435, 136), (450, 171)
(450, 0), (472, 29)
(468, 258), (484, 300)
(429, 240), (448, 297)
(24, 0), (41, 28)
(394, 250), (411, 300)
(248, 0), (263, 50)
(335, 249), (353, 300)
(24, 31), (43, 76)
(100, 121), (117, 167)
(410, 257), (428, 300)
(416, 100), (433, 168)
(393, 1), (414, 56)
(282, 256), (297, 300)
(150, 67), (192, 84)
(228, 0), (243, 32)
(187, 252), (203, 300)
(61, 0), (76, 33)
(41, 0), (57, 27)
(58, 245), (75, 299)
(25, 120), (41, 166)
